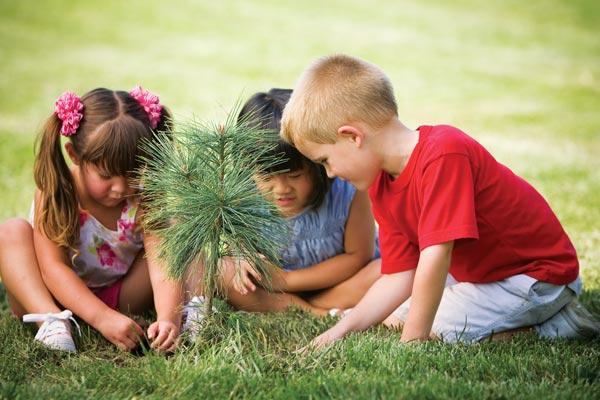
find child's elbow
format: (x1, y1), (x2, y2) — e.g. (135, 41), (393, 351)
(354, 248), (375, 269)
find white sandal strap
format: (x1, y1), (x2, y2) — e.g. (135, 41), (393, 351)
(23, 310), (81, 335)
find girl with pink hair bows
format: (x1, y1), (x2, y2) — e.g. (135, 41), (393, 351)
(0, 87), (186, 353)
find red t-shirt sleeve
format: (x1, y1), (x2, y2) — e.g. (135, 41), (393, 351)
(379, 225), (420, 274)
(418, 153), (479, 250)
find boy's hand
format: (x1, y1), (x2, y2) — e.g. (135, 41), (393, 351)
(297, 325), (346, 354)
(147, 320), (180, 353)
(299, 270), (418, 354)
(311, 326), (345, 349)
(96, 310), (145, 351)
(231, 259), (263, 295)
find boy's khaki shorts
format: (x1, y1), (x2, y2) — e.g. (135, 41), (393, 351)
(391, 273), (581, 343)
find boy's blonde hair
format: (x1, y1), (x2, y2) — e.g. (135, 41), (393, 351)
(281, 54), (397, 145)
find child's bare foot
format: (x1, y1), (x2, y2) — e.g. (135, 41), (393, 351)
(382, 314), (403, 330)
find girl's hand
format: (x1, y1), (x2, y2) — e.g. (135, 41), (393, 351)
(96, 311), (145, 351)
(231, 259), (263, 295)
(147, 320), (180, 353)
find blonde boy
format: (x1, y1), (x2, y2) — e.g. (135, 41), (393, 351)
(281, 54), (599, 345)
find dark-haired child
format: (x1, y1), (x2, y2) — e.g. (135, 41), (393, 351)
(221, 88), (381, 316)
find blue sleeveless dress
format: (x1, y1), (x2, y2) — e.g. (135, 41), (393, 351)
(280, 178), (380, 271)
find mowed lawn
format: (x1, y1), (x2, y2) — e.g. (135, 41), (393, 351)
(1, 0), (599, 398)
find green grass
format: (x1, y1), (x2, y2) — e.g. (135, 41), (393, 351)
(1, 0), (599, 398)
(1, 300), (599, 399)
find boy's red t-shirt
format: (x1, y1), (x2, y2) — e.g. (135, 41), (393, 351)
(368, 125), (578, 284)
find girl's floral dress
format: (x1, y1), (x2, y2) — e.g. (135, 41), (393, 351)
(68, 198), (144, 288)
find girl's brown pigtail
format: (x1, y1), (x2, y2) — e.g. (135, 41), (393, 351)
(33, 115), (79, 249)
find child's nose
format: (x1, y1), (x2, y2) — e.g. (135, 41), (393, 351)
(111, 177), (128, 195)
(272, 177), (291, 194)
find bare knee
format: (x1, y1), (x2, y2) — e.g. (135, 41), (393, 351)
(217, 260), (238, 293)
(219, 267), (265, 311)
(0, 218), (32, 249)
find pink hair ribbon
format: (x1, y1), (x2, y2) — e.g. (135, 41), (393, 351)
(55, 92), (84, 136)
(130, 86), (162, 129)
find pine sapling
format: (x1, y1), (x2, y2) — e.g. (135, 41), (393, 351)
(140, 112), (288, 317)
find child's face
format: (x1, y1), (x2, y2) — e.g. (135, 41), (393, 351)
(297, 138), (379, 191)
(255, 166), (315, 217)
(80, 164), (136, 208)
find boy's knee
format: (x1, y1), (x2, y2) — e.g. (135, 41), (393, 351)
(0, 218), (32, 246)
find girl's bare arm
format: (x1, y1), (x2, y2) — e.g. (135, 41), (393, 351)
(33, 191), (143, 350)
(144, 234), (184, 326)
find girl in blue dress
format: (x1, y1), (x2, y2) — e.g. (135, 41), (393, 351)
(221, 88), (381, 316)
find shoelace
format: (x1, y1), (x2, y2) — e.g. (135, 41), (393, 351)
(22, 310), (82, 335)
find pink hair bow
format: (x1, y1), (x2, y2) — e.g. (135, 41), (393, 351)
(130, 86), (162, 129)
(55, 92), (84, 136)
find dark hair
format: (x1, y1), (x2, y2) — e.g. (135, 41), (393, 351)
(238, 88), (330, 209)
(34, 87), (172, 249)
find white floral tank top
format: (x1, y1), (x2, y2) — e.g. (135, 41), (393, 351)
(29, 198), (144, 288)
(69, 198), (144, 288)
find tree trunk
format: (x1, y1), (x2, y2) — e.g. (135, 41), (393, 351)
(204, 293), (213, 317)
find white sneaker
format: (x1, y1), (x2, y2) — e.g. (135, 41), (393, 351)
(23, 310), (80, 352)
(537, 299), (600, 339)
(328, 308), (353, 317)
(182, 296), (216, 341)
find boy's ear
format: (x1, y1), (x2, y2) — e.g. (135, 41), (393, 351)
(64, 142), (80, 166)
(337, 125), (364, 147)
